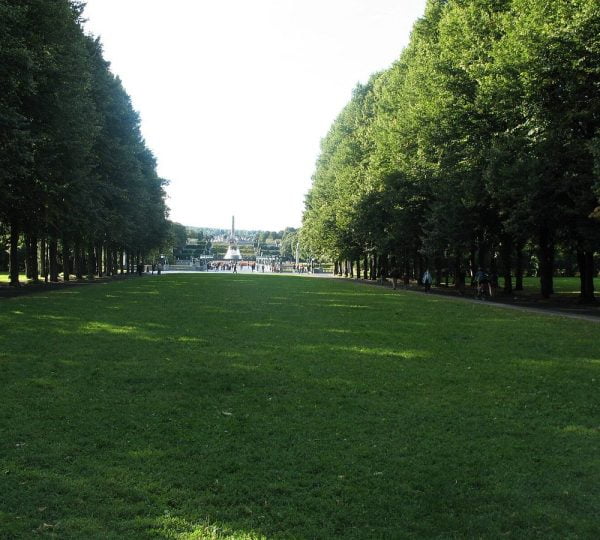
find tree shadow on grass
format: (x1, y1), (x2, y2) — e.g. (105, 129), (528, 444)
(1, 274), (599, 538)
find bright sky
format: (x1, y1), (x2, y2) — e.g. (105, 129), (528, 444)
(83, 0), (427, 231)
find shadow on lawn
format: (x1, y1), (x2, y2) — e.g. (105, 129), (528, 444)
(1, 274), (599, 538)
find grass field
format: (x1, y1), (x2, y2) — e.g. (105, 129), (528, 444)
(0, 273), (26, 284)
(1, 274), (599, 538)
(3, 272), (598, 294)
(498, 276), (600, 295)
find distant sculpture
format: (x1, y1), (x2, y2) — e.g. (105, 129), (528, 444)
(224, 215), (242, 260)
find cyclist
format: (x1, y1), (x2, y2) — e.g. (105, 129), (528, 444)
(474, 267), (491, 299)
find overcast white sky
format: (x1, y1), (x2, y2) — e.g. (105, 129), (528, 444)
(83, 0), (427, 231)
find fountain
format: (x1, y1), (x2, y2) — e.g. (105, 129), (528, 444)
(224, 216), (242, 261)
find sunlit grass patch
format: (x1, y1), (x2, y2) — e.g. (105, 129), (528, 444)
(499, 275), (600, 295)
(0, 274), (598, 538)
(0, 273), (26, 284)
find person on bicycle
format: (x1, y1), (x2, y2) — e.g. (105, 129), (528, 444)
(474, 267), (491, 299)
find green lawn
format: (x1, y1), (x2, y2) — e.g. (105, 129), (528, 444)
(1, 274), (599, 538)
(0, 273), (74, 284)
(498, 276), (600, 295)
(0, 273), (27, 284)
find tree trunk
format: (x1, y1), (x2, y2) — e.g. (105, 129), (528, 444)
(444, 258), (449, 287)
(49, 239), (59, 282)
(356, 258), (361, 279)
(41, 237), (48, 283)
(110, 247), (115, 275)
(24, 234), (33, 280)
(502, 235), (512, 295)
(577, 250), (595, 304)
(88, 244), (96, 278)
(62, 238), (70, 281)
(477, 236), (487, 270)
(435, 257), (442, 286)
(454, 254), (465, 294)
(9, 221), (20, 287)
(104, 245), (110, 276)
(112, 247), (118, 275)
(74, 240), (83, 280)
(97, 244), (104, 277)
(469, 243), (477, 286)
(538, 226), (554, 298)
(363, 254), (368, 279)
(515, 242), (524, 291)
(25, 233), (39, 282)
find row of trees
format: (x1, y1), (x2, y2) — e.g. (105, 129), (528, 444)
(302, 0), (600, 301)
(0, 0), (169, 285)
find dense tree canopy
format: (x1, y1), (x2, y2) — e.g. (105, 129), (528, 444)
(303, 0), (600, 301)
(0, 0), (169, 284)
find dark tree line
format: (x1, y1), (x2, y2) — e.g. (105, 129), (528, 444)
(0, 0), (169, 285)
(302, 0), (600, 302)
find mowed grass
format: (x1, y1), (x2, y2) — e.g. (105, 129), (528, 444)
(0, 274), (598, 539)
(0, 273), (27, 284)
(498, 276), (600, 295)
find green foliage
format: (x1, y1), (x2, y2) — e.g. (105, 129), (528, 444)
(280, 227), (310, 260)
(0, 1), (169, 277)
(303, 0), (600, 298)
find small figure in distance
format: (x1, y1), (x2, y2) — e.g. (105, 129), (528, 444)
(422, 268), (432, 292)
(390, 266), (400, 290)
(474, 267), (491, 299)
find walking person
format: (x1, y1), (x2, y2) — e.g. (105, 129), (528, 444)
(390, 266), (400, 290)
(422, 268), (432, 292)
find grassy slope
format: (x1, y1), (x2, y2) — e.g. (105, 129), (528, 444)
(0, 274), (598, 539)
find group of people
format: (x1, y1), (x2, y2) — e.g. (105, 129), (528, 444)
(389, 267), (412, 290)
(209, 262), (241, 272)
(207, 262), (279, 273)
(388, 266), (497, 298)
